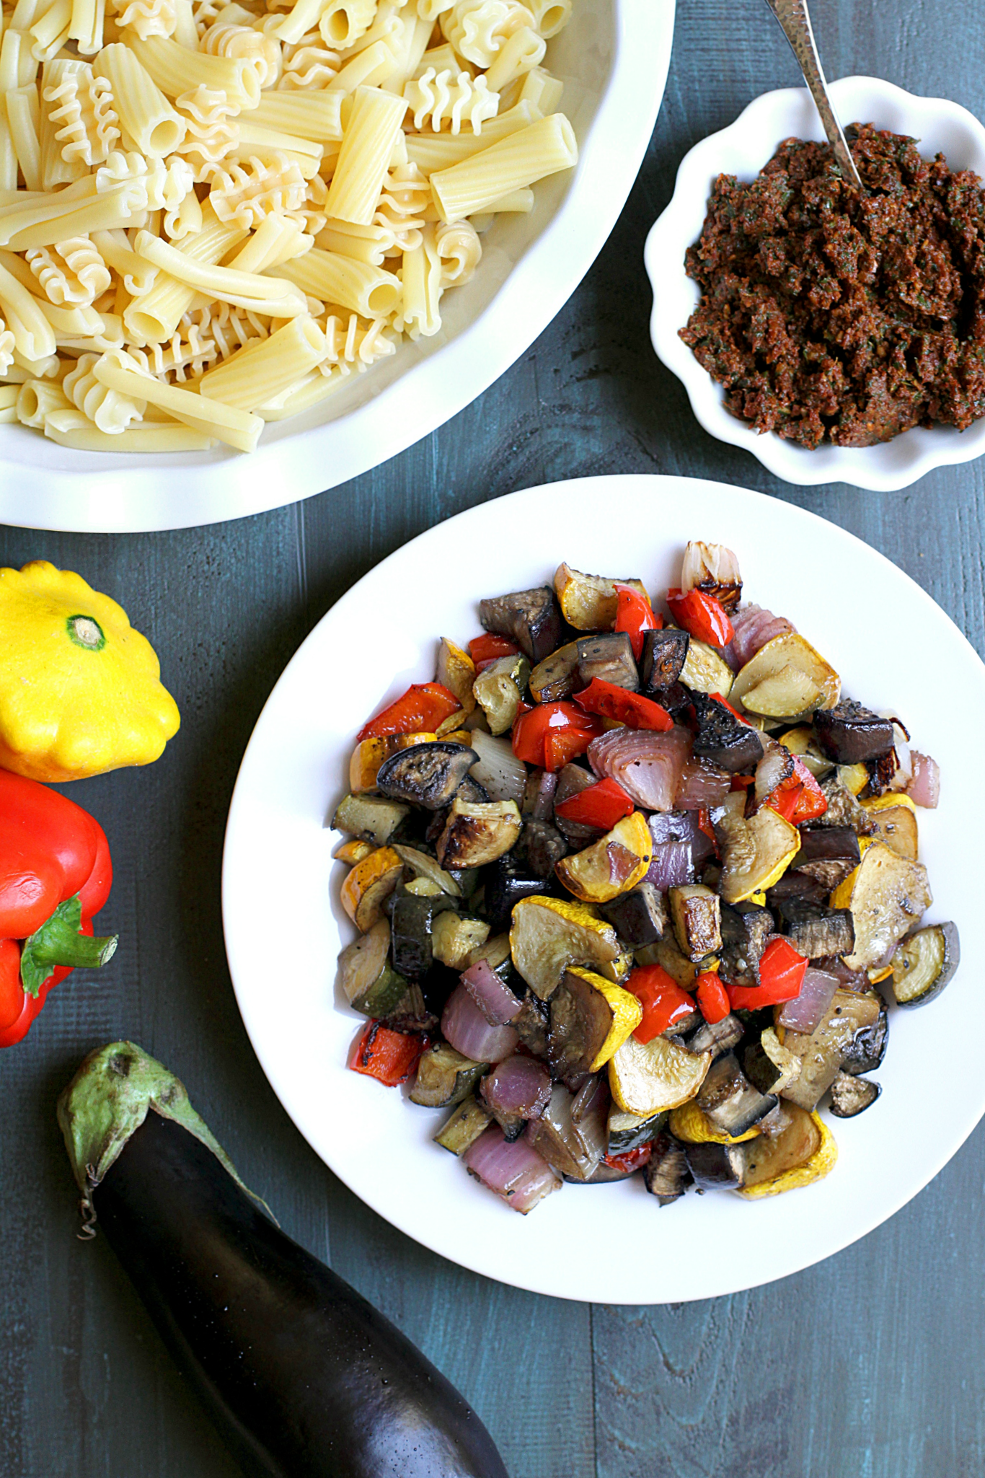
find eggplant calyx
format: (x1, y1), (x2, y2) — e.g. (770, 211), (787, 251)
(56, 1041), (272, 1232)
(20, 894), (118, 997)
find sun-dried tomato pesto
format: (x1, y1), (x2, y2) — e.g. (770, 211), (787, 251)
(680, 124), (985, 448)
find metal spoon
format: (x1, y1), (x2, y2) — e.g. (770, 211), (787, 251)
(762, 0), (863, 190)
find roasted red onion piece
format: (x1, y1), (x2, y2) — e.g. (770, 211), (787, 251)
(442, 984), (519, 1063)
(464, 1125), (561, 1212)
(681, 541), (742, 612)
(461, 959), (523, 1025)
(588, 724), (692, 810)
(469, 729), (528, 805)
(646, 810), (713, 889)
(674, 757), (731, 810)
(726, 605), (796, 669)
(907, 752), (940, 809)
(481, 1054), (551, 1122)
(525, 1082), (606, 1182)
(776, 968), (840, 1033)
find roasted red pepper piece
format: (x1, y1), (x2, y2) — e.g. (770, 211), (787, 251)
(350, 1021), (427, 1085)
(511, 701), (604, 772)
(764, 755), (828, 825)
(602, 1143), (653, 1174)
(666, 588), (734, 647)
(356, 682), (460, 741)
(468, 634), (519, 666)
(625, 965), (695, 1044)
(573, 679), (673, 732)
(695, 971), (730, 1024)
(554, 777), (635, 830)
(726, 937), (807, 1011)
(0, 769), (116, 1048)
(614, 584), (661, 660)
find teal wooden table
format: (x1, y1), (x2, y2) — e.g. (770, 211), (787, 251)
(3, 2), (985, 1474)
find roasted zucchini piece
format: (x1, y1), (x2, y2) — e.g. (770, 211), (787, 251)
(410, 1042), (486, 1107)
(529, 640), (582, 704)
(736, 1108), (835, 1197)
(691, 692), (764, 772)
(635, 932), (699, 987)
(479, 585), (562, 664)
(340, 846), (403, 931)
(717, 804), (800, 904)
(777, 989), (881, 1110)
(813, 700), (894, 764)
(669, 883), (722, 961)
(547, 967), (642, 1079)
(640, 627), (690, 692)
(333, 791), (411, 846)
(472, 652), (531, 735)
(466, 931), (512, 973)
(431, 911), (491, 969)
(607, 1106), (668, 1155)
(337, 919), (408, 1017)
(510, 895), (628, 999)
(434, 1095), (493, 1154)
(436, 637), (476, 714)
(607, 1033), (711, 1116)
(375, 741), (478, 809)
(391, 843), (463, 897)
(860, 794), (918, 861)
(840, 1002), (888, 1074)
(836, 762), (869, 796)
(829, 1072), (880, 1118)
(830, 842), (932, 971)
(348, 731), (437, 792)
(435, 798), (522, 869)
(600, 881), (667, 948)
(890, 921), (960, 1008)
(778, 725), (833, 780)
(576, 631), (639, 691)
(389, 894), (437, 980)
(553, 563), (648, 631)
(679, 637), (734, 697)
(695, 1052), (776, 1137)
(642, 1132), (692, 1205)
(731, 632), (840, 718)
(554, 811), (652, 904)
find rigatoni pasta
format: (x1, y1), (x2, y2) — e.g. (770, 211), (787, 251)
(0, 0), (577, 454)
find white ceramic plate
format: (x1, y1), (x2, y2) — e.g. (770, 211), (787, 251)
(646, 76), (985, 491)
(223, 473), (985, 1303)
(0, 0), (674, 535)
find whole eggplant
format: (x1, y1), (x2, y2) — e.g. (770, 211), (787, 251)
(58, 1042), (509, 1478)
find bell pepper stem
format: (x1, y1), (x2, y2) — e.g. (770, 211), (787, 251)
(20, 895), (118, 997)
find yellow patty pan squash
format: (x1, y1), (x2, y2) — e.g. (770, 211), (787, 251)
(0, 561), (180, 781)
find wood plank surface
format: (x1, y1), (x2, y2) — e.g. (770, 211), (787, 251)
(3, 0), (985, 1474)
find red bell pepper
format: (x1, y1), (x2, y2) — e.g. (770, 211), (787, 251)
(356, 682), (460, 741)
(350, 1021), (427, 1085)
(763, 755), (828, 826)
(511, 701), (604, 772)
(573, 679), (673, 732)
(666, 588), (734, 647)
(614, 584), (661, 660)
(726, 937), (807, 1011)
(625, 965), (695, 1044)
(602, 1143), (653, 1174)
(695, 971), (730, 1024)
(554, 777), (635, 830)
(468, 634), (519, 667)
(0, 770), (117, 1048)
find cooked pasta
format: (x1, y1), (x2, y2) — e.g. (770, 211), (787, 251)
(0, 0), (576, 455)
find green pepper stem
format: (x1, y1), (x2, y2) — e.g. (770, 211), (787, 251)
(29, 930), (118, 970)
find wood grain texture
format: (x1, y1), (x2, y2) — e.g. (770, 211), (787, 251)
(2, 0), (985, 1473)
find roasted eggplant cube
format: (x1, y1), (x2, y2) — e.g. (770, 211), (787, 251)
(484, 861), (563, 932)
(600, 882), (667, 949)
(640, 628), (689, 692)
(512, 818), (568, 879)
(511, 990), (550, 1058)
(669, 884), (722, 961)
(643, 1132), (693, 1205)
(771, 902), (855, 961)
(376, 742), (478, 810)
(829, 1072), (881, 1118)
(529, 641), (581, 705)
(719, 902), (772, 985)
(691, 692), (765, 773)
(576, 632), (639, 691)
(697, 1051), (776, 1137)
(547, 970), (611, 1084)
(790, 826), (861, 891)
(684, 1012), (744, 1060)
(840, 1003), (889, 1074)
(410, 1042), (485, 1108)
(813, 700), (896, 765)
(682, 1140), (741, 1192)
(389, 895), (435, 980)
(479, 585), (562, 664)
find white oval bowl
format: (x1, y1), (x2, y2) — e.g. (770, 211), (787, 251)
(0, 0), (675, 534)
(645, 76), (985, 491)
(222, 472), (985, 1304)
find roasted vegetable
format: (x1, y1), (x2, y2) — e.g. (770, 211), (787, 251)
(642, 1132), (692, 1205)
(716, 803), (800, 904)
(691, 692), (765, 772)
(679, 637), (734, 697)
(640, 627), (689, 692)
(669, 883), (722, 961)
(509, 895), (628, 1000)
(529, 640), (582, 704)
(680, 540), (742, 613)
(840, 1001), (889, 1074)
(512, 818), (568, 877)
(732, 632), (840, 718)
(789, 826), (860, 889)
(554, 811), (652, 904)
(334, 839), (375, 865)
(479, 586), (562, 664)
(333, 792), (411, 846)
(778, 988), (881, 1110)
(669, 1098), (761, 1145)
(350, 731), (437, 792)
(376, 741), (477, 809)
(511, 990), (550, 1057)
(341, 846), (404, 931)
(553, 563), (648, 631)
(890, 922), (960, 1008)
(685, 1011), (744, 1060)
(600, 881), (667, 948)
(830, 842), (932, 971)
(547, 968), (642, 1080)
(829, 1072), (880, 1117)
(737, 1108), (835, 1198)
(431, 911), (491, 969)
(59, 1044), (509, 1478)
(468, 729), (528, 805)
(718, 901), (772, 985)
(338, 920), (408, 1017)
(770, 900), (854, 960)
(410, 1042), (486, 1107)
(607, 1106), (668, 1155)
(526, 1081), (607, 1182)
(392, 844), (464, 898)
(480, 1054), (551, 1138)
(743, 1027), (801, 1097)
(777, 725), (834, 780)
(576, 632), (639, 690)
(472, 653), (531, 735)
(435, 798), (522, 869)
(434, 1095), (493, 1155)
(390, 894), (436, 979)
(861, 794), (918, 861)
(813, 700), (895, 764)
(436, 637), (477, 714)
(696, 1052), (776, 1137)
(607, 1032), (711, 1116)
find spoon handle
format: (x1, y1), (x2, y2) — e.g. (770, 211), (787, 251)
(762, 0), (863, 189)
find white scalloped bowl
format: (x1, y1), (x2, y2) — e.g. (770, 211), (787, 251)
(645, 76), (985, 491)
(0, 0), (675, 533)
